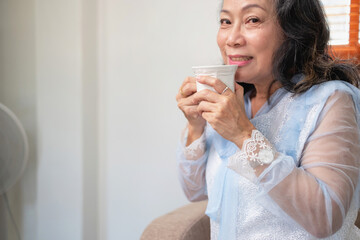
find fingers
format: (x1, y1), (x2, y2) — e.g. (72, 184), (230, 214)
(176, 77), (197, 101)
(192, 89), (221, 104)
(181, 81), (197, 98)
(177, 94), (197, 109)
(182, 105), (202, 119)
(197, 100), (217, 114)
(181, 100), (217, 123)
(201, 112), (212, 123)
(177, 76), (236, 120)
(196, 76), (233, 96)
(177, 92), (208, 115)
(178, 92), (217, 119)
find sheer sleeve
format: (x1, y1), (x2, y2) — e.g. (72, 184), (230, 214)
(228, 91), (360, 238)
(177, 126), (209, 202)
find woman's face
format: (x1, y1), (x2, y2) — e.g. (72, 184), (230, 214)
(217, 0), (284, 86)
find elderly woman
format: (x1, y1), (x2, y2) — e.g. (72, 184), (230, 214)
(176, 0), (360, 239)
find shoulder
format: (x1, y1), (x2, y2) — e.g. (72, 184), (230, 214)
(295, 80), (360, 107)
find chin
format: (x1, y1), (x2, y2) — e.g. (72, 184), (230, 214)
(234, 71), (252, 84)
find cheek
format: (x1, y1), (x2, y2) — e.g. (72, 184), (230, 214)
(217, 31), (227, 59)
(217, 31), (226, 51)
(246, 30), (268, 50)
(249, 29), (281, 60)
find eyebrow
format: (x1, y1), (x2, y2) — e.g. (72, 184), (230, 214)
(221, 4), (266, 13)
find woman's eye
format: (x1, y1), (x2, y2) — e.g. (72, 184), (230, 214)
(220, 19), (231, 25)
(247, 17), (260, 24)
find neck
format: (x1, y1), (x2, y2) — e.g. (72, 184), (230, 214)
(252, 80), (282, 100)
(250, 80), (282, 118)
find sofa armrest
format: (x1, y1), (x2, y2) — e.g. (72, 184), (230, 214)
(140, 200), (210, 240)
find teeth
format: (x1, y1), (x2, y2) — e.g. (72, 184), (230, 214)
(231, 57), (252, 61)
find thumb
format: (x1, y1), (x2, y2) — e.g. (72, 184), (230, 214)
(235, 82), (244, 100)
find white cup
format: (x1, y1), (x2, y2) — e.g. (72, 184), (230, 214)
(192, 65), (238, 92)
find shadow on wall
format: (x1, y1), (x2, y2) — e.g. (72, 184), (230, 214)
(0, 0), (37, 239)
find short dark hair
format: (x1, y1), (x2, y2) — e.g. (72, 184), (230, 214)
(273, 0), (360, 93)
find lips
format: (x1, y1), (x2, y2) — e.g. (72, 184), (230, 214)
(228, 55), (253, 66)
(230, 56), (253, 61)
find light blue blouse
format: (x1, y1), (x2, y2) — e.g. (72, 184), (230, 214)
(177, 76), (360, 239)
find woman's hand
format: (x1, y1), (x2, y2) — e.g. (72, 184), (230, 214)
(176, 77), (206, 145)
(193, 76), (255, 148)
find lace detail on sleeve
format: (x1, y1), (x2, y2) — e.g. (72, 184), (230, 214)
(241, 130), (276, 168)
(182, 128), (206, 160)
(227, 150), (257, 182)
(227, 130), (277, 181)
(177, 126), (208, 201)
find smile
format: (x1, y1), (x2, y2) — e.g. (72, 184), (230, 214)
(228, 55), (253, 66)
(230, 56), (253, 61)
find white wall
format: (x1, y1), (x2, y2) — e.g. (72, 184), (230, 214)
(0, 0), (222, 239)
(36, 0), (84, 239)
(101, 0), (221, 239)
(1, 0), (94, 239)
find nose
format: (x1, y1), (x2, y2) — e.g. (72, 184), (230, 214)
(226, 24), (245, 47)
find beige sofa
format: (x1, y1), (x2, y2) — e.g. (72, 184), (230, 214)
(140, 201), (210, 240)
(141, 200), (360, 240)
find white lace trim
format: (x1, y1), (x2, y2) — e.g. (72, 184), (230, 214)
(240, 130), (276, 167)
(227, 130), (277, 181)
(227, 150), (257, 182)
(182, 128), (206, 160)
